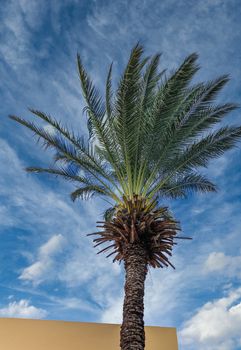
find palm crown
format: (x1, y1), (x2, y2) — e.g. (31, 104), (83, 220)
(10, 44), (241, 268)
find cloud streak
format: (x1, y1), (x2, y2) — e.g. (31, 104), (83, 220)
(19, 234), (65, 285)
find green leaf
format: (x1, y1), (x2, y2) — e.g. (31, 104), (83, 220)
(26, 166), (94, 185)
(71, 185), (108, 201)
(158, 172), (217, 198)
(106, 62), (113, 119)
(103, 207), (116, 221)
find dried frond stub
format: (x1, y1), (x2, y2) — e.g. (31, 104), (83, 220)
(88, 196), (190, 269)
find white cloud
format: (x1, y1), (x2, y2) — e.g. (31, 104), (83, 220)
(19, 234), (65, 285)
(0, 299), (47, 319)
(179, 287), (241, 350)
(39, 234), (65, 257)
(204, 252), (241, 278)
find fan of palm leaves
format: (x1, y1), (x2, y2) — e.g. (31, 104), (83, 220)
(10, 44), (241, 268)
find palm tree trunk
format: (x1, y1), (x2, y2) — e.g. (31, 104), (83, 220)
(120, 241), (148, 350)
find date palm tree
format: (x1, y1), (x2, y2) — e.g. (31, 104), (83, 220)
(10, 44), (241, 350)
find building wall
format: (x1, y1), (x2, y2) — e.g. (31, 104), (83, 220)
(0, 318), (178, 349)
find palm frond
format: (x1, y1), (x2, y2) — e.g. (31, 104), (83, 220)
(158, 75), (233, 148)
(71, 185), (108, 201)
(146, 102), (238, 179)
(27, 109), (117, 181)
(9, 115), (121, 202)
(113, 43), (148, 194)
(141, 53), (164, 111)
(26, 166), (94, 185)
(77, 54), (126, 188)
(153, 53), (199, 132)
(148, 126), (241, 198)
(173, 126), (241, 171)
(132, 54), (165, 192)
(106, 62), (113, 119)
(29, 109), (82, 148)
(201, 75), (230, 103)
(77, 54), (105, 138)
(158, 173), (217, 199)
(176, 103), (238, 144)
(103, 206), (116, 221)
(140, 53), (199, 194)
(142, 75), (238, 196)
(177, 76), (231, 125)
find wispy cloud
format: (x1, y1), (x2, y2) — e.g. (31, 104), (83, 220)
(0, 0), (47, 66)
(19, 234), (65, 285)
(0, 138), (87, 233)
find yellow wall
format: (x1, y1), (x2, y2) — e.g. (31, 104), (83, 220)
(0, 318), (178, 349)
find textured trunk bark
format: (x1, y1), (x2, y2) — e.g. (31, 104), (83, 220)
(120, 242), (148, 350)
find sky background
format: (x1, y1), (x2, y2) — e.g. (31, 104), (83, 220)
(1, 0), (241, 349)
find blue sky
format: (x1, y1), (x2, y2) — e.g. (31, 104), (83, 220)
(1, 0), (241, 349)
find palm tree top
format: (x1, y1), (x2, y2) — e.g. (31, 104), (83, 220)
(10, 44), (241, 267)
(10, 44), (241, 208)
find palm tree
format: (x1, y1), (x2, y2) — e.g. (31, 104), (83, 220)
(10, 44), (241, 350)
